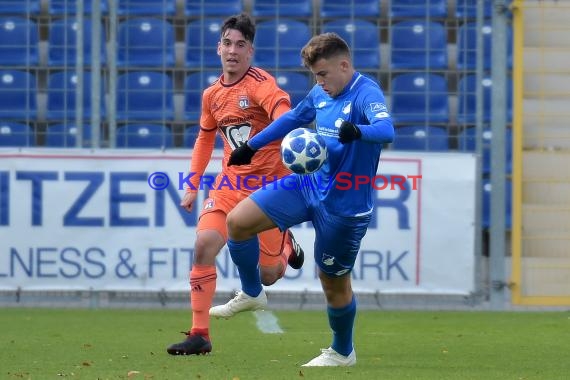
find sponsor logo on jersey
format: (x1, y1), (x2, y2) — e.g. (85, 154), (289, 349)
(317, 101), (327, 108)
(370, 102), (387, 112)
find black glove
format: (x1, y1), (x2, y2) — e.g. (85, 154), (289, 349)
(228, 142), (257, 166)
(338, 120), (362, 144)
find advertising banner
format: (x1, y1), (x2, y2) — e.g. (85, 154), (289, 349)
(0, 149), (476, 294)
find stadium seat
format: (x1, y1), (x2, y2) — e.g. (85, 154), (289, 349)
(482, 179), (512, 229)
(0, 17), (38, 66)
(391, 125), (449, 151)
(254, 20), (311, 69)
(118, 0), (176, 16)
(457, 75), (513, 125)
(457, 22), (513, 70)
(185, 19), (224, 68)
(184, 71), (220, 120)
(185, 0), (243, 17)
(116, 72), (174, 121)
(48, 18), (107, 66)
(118, 18), (175, 67)
(455, 0), (493, 19)
(0, 70), (37, 120)
(390, 73), (449, 124)
(322, 19), (380, 69)
(0, 1), (41, 15)
(457, 126), (513, 175)
(45, 124), (92, 147)
(46, 71), (106, 121)
(252, 0), (312, 18)
(390, 0), (447, 18)
(183, 126), (200, 148)
(320, 0), (380, 18)
(49, 0), (109, 14)
(273, 71), (311, 108)
(0, 122), (34, 147)
(116, 124), (174, 148)
(391, 20), (447, 69)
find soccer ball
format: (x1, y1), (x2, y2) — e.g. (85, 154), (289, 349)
(280, 128), (328, 174)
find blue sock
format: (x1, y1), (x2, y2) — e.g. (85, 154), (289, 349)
(227, 236), (262, 297)
(328, 294), (356, 356)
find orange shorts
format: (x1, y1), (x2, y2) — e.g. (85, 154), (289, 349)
(196, 187), (286, 268)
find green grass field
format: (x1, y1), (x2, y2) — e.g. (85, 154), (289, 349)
(2, 308), (569, 380)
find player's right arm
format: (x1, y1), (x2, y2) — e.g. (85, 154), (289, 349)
(228, 92), (317, 166)
(181, 91), (218, 211)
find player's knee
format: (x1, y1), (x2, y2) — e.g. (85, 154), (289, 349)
(260, 271), (279, 286)
(227, 210), (250, 239)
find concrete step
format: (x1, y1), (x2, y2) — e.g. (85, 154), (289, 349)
(523, 150), (570, 179)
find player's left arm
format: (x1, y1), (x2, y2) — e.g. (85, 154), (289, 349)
(339, 91), (394, 144)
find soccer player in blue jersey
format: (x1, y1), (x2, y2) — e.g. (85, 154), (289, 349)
(209, 32), (394, 366)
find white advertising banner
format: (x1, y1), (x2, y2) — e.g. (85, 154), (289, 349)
(0, 149), (476, 294)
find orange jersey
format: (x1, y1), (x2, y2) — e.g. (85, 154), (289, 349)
(188, 67), (292, 191)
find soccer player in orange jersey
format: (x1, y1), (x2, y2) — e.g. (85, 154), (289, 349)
(166, 13), (304, 356)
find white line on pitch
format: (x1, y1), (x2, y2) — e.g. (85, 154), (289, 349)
(253, 310), (284, 334)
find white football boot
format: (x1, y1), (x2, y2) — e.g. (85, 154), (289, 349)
(301, 347), (357, 367)
(209, 289), (267, 318)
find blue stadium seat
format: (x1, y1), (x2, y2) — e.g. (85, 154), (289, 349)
(116, 72), (174, 121)
(0, 1), (41, 15)
(0, 70), (37, 120)
(46, 71), (106, 121)
(252, 0), (312, 18)
(185, 19), (223, 68)
(390, 0), (447, 18)
(0, 122), (34, 147)
(118, 18), (175, 67)
(254, 20), (311, 69)
(45, 124), (92, 147)
(0, 17), (38, 66)
(392, 125), (449, 151)
(48, 19), (107, 66)
(273, 71), (310, 108)
(482, 179), (512, 229)
(116, 124), (174, 148)
(49, 0), (109, 14)
(390, 73), (449, 124)
(185, 0), (243, 17)
(320, 0), (380, 18)
(457, 75), (513, 125)
(457, 22), (513, 70)
(322, 19), (380, 69)
(183, 126), (200, 148)
(457, 126), (513, 175)
(118, 0), (176, 16)
(455, 0), (493, 18)
(391, 20), (447, 69)
(184, 71), (220, 120)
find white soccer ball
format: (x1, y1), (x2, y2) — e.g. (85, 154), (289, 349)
(280, 128), (328, 174)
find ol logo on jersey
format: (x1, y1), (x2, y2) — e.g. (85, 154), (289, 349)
(238, 95), (249, 109)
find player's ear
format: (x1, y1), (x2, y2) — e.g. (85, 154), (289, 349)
(217, 41), (222, 56)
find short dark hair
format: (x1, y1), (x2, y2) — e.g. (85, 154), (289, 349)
(301, 33), (351, 67)
(221, 13), (255, 43)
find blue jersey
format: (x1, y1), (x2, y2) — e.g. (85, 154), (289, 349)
(249, 72), (394, 217)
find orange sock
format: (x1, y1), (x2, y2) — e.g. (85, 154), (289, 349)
(278, 232), (293, 277)
(189, 264), (217, 337)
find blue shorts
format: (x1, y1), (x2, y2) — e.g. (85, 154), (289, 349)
(250, 174), (372, 276)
